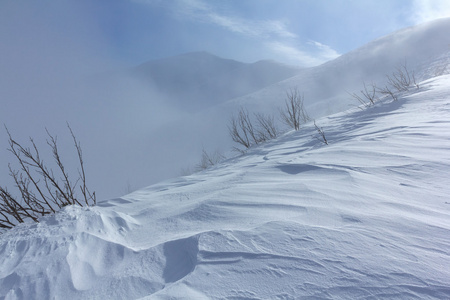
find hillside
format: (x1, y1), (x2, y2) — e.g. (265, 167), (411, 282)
(220, 17), (450, 117)
(132, 18), (450, 195)
(1, 19), (449, 200)
(1, 72), (449, 299)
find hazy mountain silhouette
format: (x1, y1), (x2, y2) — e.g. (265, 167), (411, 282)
(132, 51), (301, 111)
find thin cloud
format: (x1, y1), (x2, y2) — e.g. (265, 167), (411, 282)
(410, 0), (450, 23)
(308, 41), (341, 62)
(174, 0), (297, 40)
(136, 0), (339, 66)
(269, 41), (340, 67)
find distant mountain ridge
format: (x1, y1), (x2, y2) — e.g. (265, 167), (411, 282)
(132, 51), (301, 111)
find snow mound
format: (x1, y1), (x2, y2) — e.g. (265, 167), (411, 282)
(1, 74), (450, 299)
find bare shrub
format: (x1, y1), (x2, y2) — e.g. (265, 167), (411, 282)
(377, 85), (398, 101)
(229, 106), (282, 152)
(228, 107), (259, 150)
(313, 121), (328, 145)
(196, 148), (225, 171)
(280, 89), (310, 131)
(255, 113), (279, 142)
(348, 81), (379, 108)
(0, 125), (96, 231)
(386, 61), (419, 91)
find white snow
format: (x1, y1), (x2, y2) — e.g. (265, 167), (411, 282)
(1, 19), (450, 299)
(1, 73), (449, 299)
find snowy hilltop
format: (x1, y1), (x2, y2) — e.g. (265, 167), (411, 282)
(1, 19), (450, 299)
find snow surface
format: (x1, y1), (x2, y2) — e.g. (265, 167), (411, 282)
(1, 73), (449, 299)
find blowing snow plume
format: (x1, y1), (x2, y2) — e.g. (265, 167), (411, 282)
(179, 18), (450, 177)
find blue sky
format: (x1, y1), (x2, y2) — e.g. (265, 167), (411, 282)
(2, 0), (450, 67)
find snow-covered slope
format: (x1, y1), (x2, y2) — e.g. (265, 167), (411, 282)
(221, 18), (450, 117)
(145, 18), (450, 189)
(1, 74), (449, 299)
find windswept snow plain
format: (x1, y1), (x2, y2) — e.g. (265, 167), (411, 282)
(1, 73), (449, 299)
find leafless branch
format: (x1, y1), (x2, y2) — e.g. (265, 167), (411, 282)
(348, 81), (378, 108)
(377, 85), (398, 101)
(228, 107), (260, 150)
(195, 148), (225, 171)
(280, 89), (310, 131)
(255, 113), (279, 142)
(68, 124), (96, 206)
(313, 121), (328, 145)
(386, 61), (419, 91)
(0, 125), (96, 232)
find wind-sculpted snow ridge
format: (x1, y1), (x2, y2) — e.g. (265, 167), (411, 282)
(1, 75), (450, 299)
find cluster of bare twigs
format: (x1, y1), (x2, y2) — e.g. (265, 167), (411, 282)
(348, 81), (379, 108)
(0, 125), (95, 231)
(229, 88), (311, 152)
(196, 148), (225, 171)
(387, 62), (419, 91)
(313, 121), (328, 145)
(279, 89), (311, 131)
(228, 107), (280, 152)
(349, 61), (420, 107)
(378, 61), (419, 101)
(228, 88), (328, 153)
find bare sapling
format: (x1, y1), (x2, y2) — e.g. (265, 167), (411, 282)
(228, 107), (259, 151)
(196, 148), (225, 171)
(0, 124), (96, 232)
(280, 89), (310, 131)
(229, 108), (280, 151)
(313, 121), (328, 145)
(386, 61), (419, 91)
(255, 112), (279, 142)
(377, 84), (398, 101)
(348, 81), (378, 108)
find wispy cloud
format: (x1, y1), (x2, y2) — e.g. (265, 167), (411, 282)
(139, 0), (339, 66)
(308, 41), (341, 63)
(268, 41), (340, 67)
(173, 0), (297, 40)
(410, 0), (450, 23)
